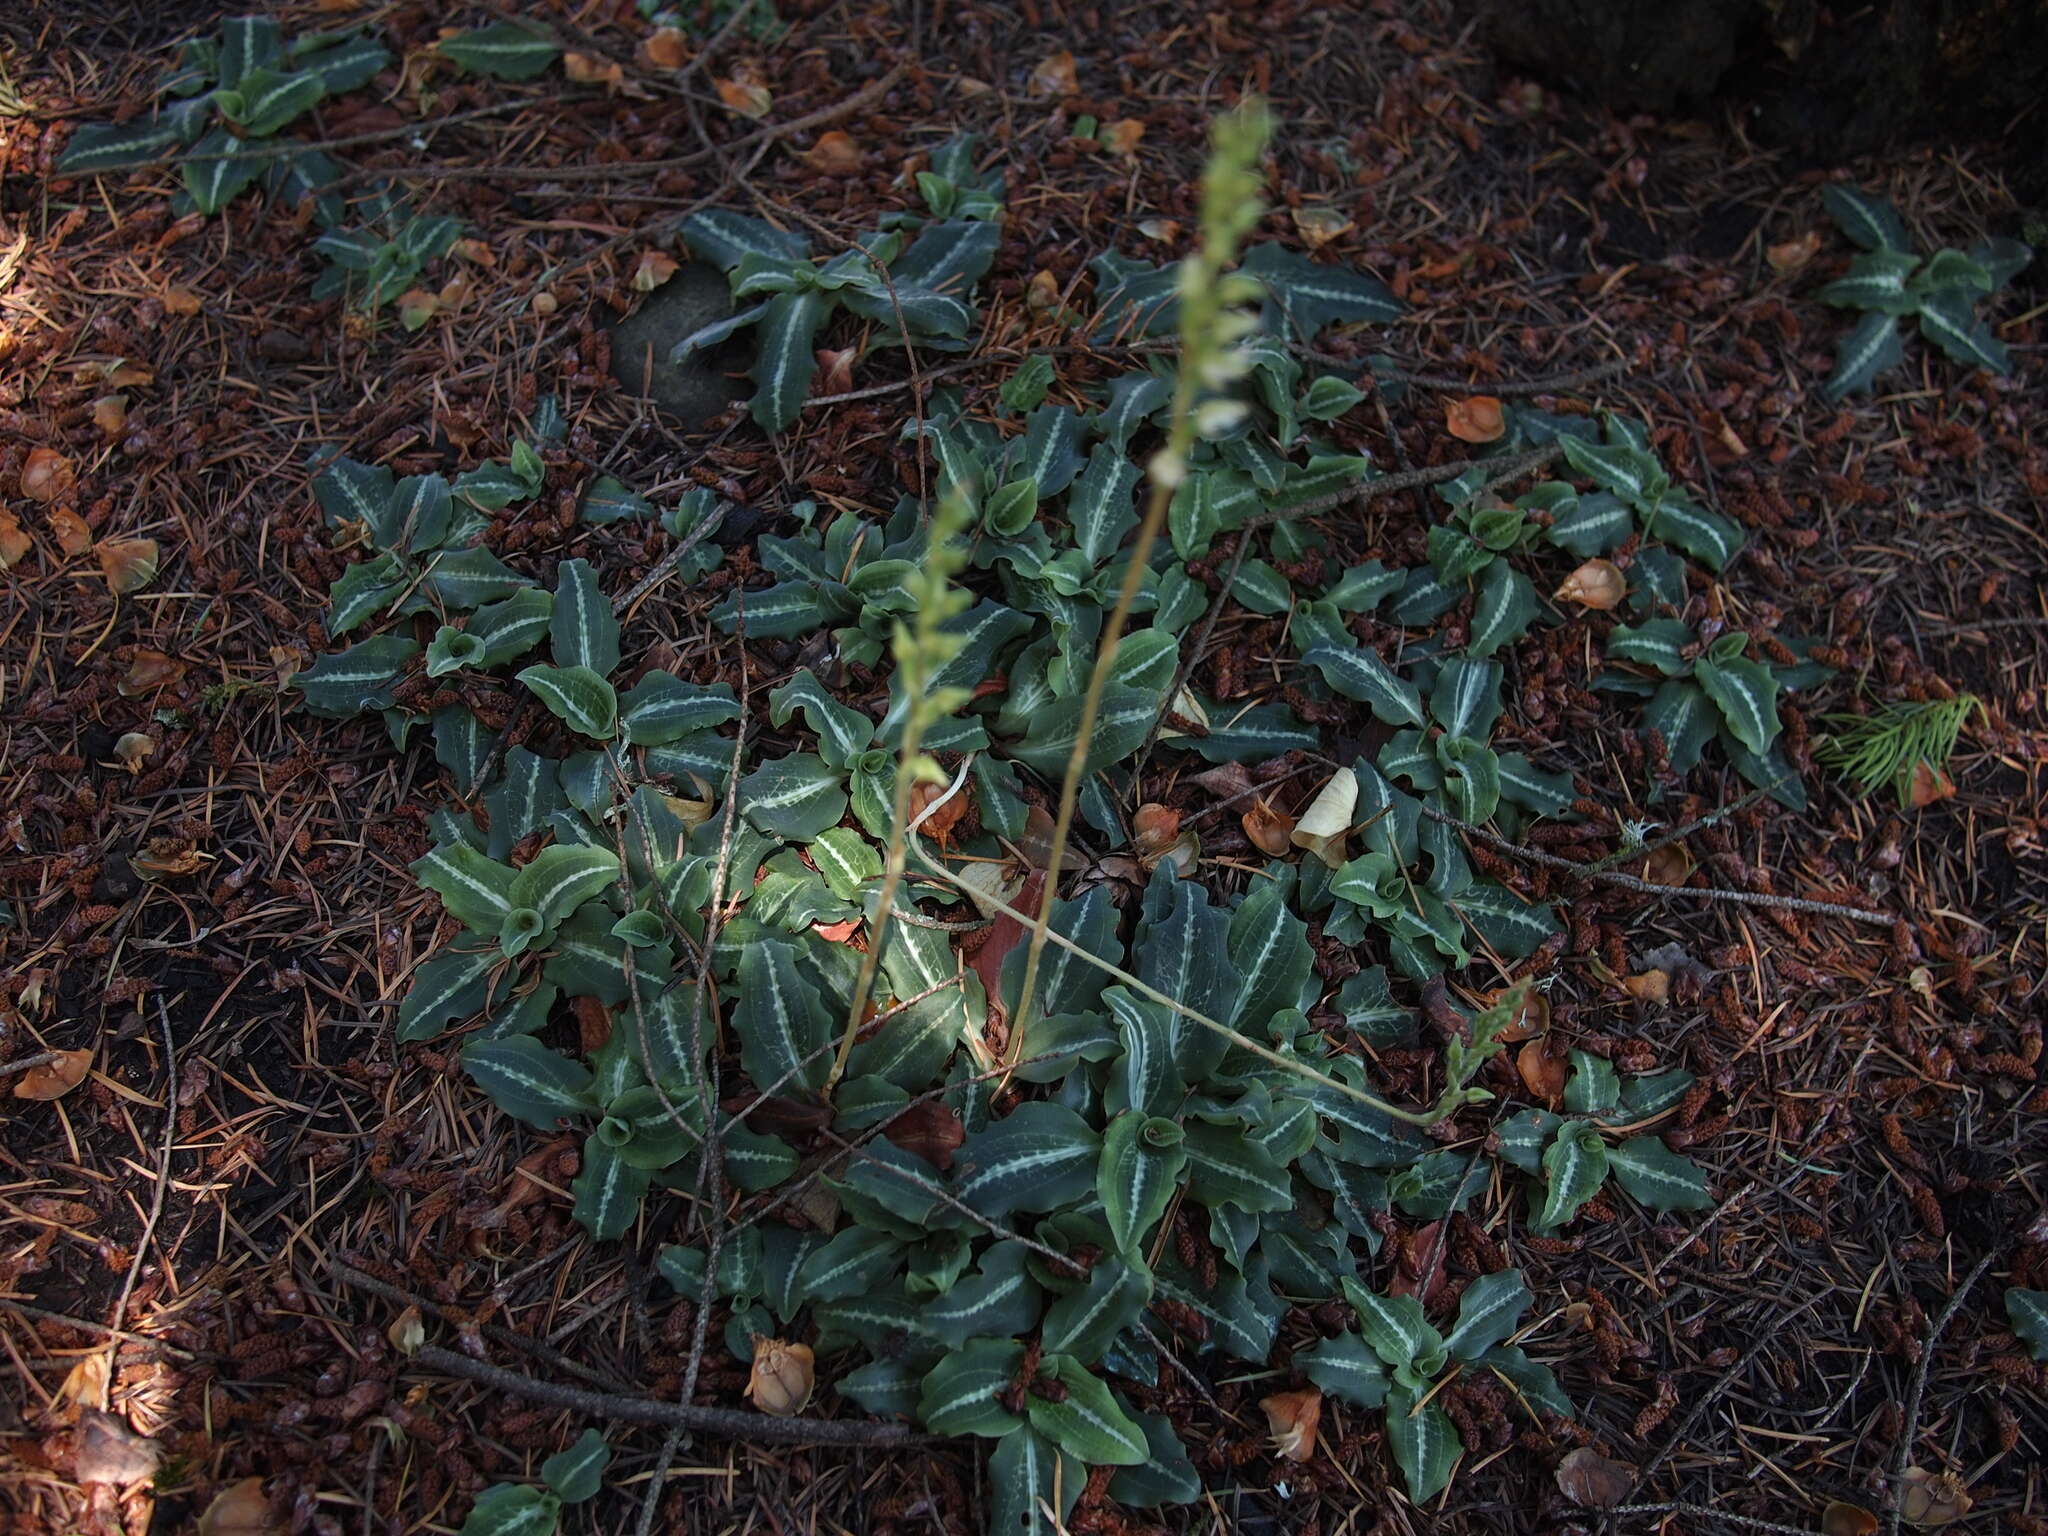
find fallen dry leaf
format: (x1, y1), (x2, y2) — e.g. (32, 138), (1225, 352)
(631, 250), (679, 292)
(562, 51), (624, 90)
(49, 507), (93, 556)
(0, 511), (33, 567)
(130, 846), (211, 881)
(811, 917), (861, 944)
(1640, 845), (1693, 886)
(1907, 760), (1955, 807)
(1259, 1388), (1322, 1463)
(1489, 984), (1550, 1041)
(436, 273), (474, 310)
(642, 26), (687, 70)
(1554, 1447), (1634, 1509)
(714, 76), (773, 119)
(1622, 968), (1671, 1005)
(1899, 1467), (1972, 1527)
(21, 446), (75, 503)
(1445, 395), (1505, 444)
(882, 1098), (966, 1170)
(74, 1411), (159, 1485)
(1291, 206), (1355, 249)
(1517, 1036), (1570, 1101)
(1241, 796), (1295, 858)
(1767, 230), (1822, 276)
(909, 777), (967, 846)
(57, 1349), (111, 1413)
(531, 291), (559, 316)
(1132, 804), (1182, 862)
(13, 1048), (93, 1101)
(386, 1305), (424, 1355)
(113, 733), (154, 773)
(815, 345), (857, 394)
(1029, 50), (1078, 96)
(1822, 1502), (1878, 1536)
(801, 130), (863, 174)
(197, 1477), (274, 1536)
(1101, 118), (1146, 156)
(1137, 217), (1182, 244)
(1292, 767), (1359, 869)
(746, 1338), (815, 1416)
(103, 361), (153, 388)
(95, 537), (159, 594)
(162, 285), (203, 315)
(92, 395), (128, 439)
(396, 289), (439, 331)
(1554, 558), (1627, 610)
(450, 238), (495, 266)
(1026, 269), (1062, 313)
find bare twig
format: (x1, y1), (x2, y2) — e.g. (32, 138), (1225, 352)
(1246, 445), (1563, 529)
(1885, 1251), (1998, 1536)
(415, 1345), (928, 1446)
(1420, 805), (1895, 926)
(1362, 357), (1631, 397)
(0, 1050), (59, 1079)
(102, 1000), (177, 1409)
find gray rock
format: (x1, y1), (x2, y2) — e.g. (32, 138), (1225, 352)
(607, 262), (751, 428)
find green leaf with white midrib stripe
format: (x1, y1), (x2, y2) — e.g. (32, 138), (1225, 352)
(1606, 1136), (1713, 1212)
(1041, 1258), (1152, 1360)
(411, 841), (518, 933)
(183, 128), (263, 215)
(571, 1134), (650, 1239)
(461, 1035), (597, 1128)
(507, 844), (619, 926)
(1068, 441), (1141, 562)
(1342, 1278), (1442, 1370)
(1181, 1120), (1292, 1213)
(396, 947), (500, 1042)
(550, 558), (619, 675)
(1227, 881), (1314, 1029)
(918, 1339), (1024, 1437)
(732, 937), (831, 1094)
(1304, 643), (1424, 726)
(750, 289), (830, 432)
(1915, 288), (2011, 375)
(769, 669), (874, 768)
(2007, 1289), (2048, 1362)
(1010, 685), (1154, 778)
(437, 21), (559, 79)
(1693, 652), (1780, 754)
(1442, 1269), (1531, 1361)
(990, 1426), (1083, 1536)
(796, 1225), (902, 1303)
(1650, 494), (1743, 571)
(1815, 248), (1922, 314)
(1468, 561), (1539, 656)
(1027, 1356), (1147, 1466)
(1825, 310), (1907, 400)
(517, 664), (618, 740)
(1538, 1121), (1609, 1228)
(919, 1243), (1042, 1347)
(1820, 184), (1910, 253)
(951, 1101), (1100, 1219)
(738, 752), (847, 838)
(619, 671), (738, 746)
(1431, 656), (1503, 740)
(1299, 1330), (1390, 1408)
(1385, 1383), (1463, 1501)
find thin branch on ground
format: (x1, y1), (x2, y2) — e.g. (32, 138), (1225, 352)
(101, 999), (176, 1410)
(416, 1345), (929, 1446)
(1885, 1250), (1999, 1536)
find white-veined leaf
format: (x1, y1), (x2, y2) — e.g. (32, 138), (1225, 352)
(951, 1101), (1099, 1219)
(1537, 1121), (1609, 1228)
(1643, 678), (1717, 774)
(1384, 1383), (1463, 1502)
(1607, 1136), (1713, 1212)
(739, 752), (846, 838)
(411, 840), (518, 934)
(1097, 1113), (1186, 1258)
(507, 845), (619, 926)
(1068, 440), (1141, 562)
(221, 67), (326, 137)
(682, 208), (811, 269)
(1814, 248), (1921, 314)
(1650, 493), (1744, 572)
(517, 664), (618, 740)
(1026, 1356), (1147, 1466)
(1304, 643), (1424, 726)
(1915, 288), (2012, 375)
(750, 289), (830, 431)
(461, 1036), (597, 1128)
(989, 1425), (1084, 1536)
(1824, 310), (1906, 400)
(1693, 652), (1780, 754)
(182, 128), (264, 215)
(458, 1483), (557, 1536)
(1341, 1279), (1442, 1371)
(732, 937), (832, 1093)
(1468, 561), (1540, 657)
(769, 668), (874, 768)
(437, 22), (559, 80)
(550, 558), (619, 675)
(1182, 1120), (1292, 1213)
(1299, 1330), (1390, 1408)
(2007, 1289), (2048, 1362)
(1443, 1269), (1532, 1361)
(619, 671), (739, 745)
(571, 1134), (650, 1239)
(540, 1429), (611, 1504)
(919, 1339), (1025, 1437)
(1430, 656), (1503, 740)
(396, 947), (502, 1042)
(58, 119), (183, 174)
(1241, 241), (1404, 337)
(1820, 184), (1911, 253)
(1009, 684), (1154, 778)
(1041, 1259), (1153, 1360)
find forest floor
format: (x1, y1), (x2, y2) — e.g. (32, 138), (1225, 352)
(1, 1), (2044, 1533)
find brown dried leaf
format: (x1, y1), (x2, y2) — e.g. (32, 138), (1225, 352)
(1640, 845), (1693, 886)
(1517, 1036), (1569, 1101)
(1259, 1388), (1322, 1463)
(1554, 1447), (1634, 1509)
(120, 650), (187, 697)
(642, 27), (688, 70)
(1137, 217), (1181, 244)
(386, 1305), (424, 1355)
(1131, 804), (1182, 862)
(1488, 984), (1550, 1041)
(49, 507), (94, 556)
(74, 1411), (159, 1485)
(22, 446), (75, 503)
(1554, 558), (1627, 610)
(816, 346), (857, 395)
(197, 1477), (275, 1536)
(909, 778), (967, 847)
(92, 395), (128, 440)
(13, 1048), (93, 1101)
(0, 511), (32, 567)
(1444, 395), (1505, 444)
(811, 918), (861, 944)
(1029, 50), (1078, 96)
(104, 361), (153, 389)
(113, 733), (154, 773)
(1241, 796), (1296, 858)
(714, 77), (773, 119)
(1767, 230), (1822, 276)
(801, 131), (863, 174)
(451, 238), (496, 266)
(95, 536), (159, 595)
(162, 286), (203, 315)
(1101, 118), (1146, 156)
(57, 1350), (111, 1412)
(882, 1099), (966, 1171)
(130, 846), (211, 881)
(396, 289), (440, 332)
(562, 51), (624, 89)
(632, 249), (679, 292)
(1621, 969), (1671, 1005)
(1899, 1468), (1972, 1527)
(1822, 1502), (1878, 1536)
(1291, 206), (1355, 249)
(1026, 269), (1062, 314)
(746, 1338), (815, 1416)
(1907, 760), (1955, 807)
